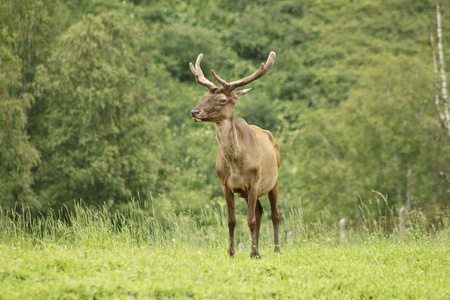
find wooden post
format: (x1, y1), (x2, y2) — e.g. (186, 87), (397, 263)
(339, 218), (346, 242)
(238, 242), (244, 251)
(399, 206), (406, 237)
(286, 230), (294, 245)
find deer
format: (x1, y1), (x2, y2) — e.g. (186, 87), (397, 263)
(189, 52), (281, 259)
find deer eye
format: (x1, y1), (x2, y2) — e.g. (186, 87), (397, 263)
(219, 98), (227, 104)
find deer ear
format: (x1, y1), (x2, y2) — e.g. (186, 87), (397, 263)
(234, 88), (251, 99)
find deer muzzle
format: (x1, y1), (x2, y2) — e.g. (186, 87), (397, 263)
(190, 109), (202, 122)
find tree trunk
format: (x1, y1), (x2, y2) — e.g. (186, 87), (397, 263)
(435, 1), (450, 135)
(406, 162), (412, 211)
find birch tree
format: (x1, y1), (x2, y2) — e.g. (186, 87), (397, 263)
(431, 1), (450, 135)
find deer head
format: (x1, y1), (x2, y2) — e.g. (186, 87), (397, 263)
(189, 52), (276, 122)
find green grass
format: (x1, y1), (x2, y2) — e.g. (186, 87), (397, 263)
(1, 202), (450, 299)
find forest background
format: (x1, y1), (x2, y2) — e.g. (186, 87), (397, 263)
(1, 0), (450, 225)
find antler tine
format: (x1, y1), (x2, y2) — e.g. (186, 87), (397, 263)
(189, 54), (219, 92)
(210, 69), (227, 87)
(211, 51), (276, 94)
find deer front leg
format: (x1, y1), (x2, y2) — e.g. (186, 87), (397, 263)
(268, 181), (281, 254)
(223, 185), (236, 257)
(247, 185), (261, 259)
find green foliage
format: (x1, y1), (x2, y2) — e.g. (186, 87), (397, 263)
(32, 12), (164, 209)
(157, 23), (227, 81)
(291, 54), (450, 218)
(237, 93), (279, 132)
(0, 45), (39, 209)
(229, 3), (307, 61)
(0, 0), (67, 210)
(0, 0), (69, 92)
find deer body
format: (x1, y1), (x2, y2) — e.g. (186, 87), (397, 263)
(189, 52), (281, 258)
(215, 119), (279, 198)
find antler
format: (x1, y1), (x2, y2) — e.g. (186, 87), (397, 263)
(211, 51), (276, 94)
(190, 51), (276, 94)
(189, 54), (219, 92)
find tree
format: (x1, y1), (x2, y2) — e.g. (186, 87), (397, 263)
(291, 54), (450, 219)
(33, 12), (164, 209)
(0, 42), (39, 209)
(0, 0), (64, 210)
(0, 0), (68, 94)
(430, 1), (450, 135)
(157, 23), (226, 81)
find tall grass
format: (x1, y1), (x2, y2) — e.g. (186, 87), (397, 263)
(1, 195), (449, 251)
(0, 201), (228, 251)
(2, 198), (449, 299)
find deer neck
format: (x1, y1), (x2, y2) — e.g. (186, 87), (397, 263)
(215, 118), (241, 162)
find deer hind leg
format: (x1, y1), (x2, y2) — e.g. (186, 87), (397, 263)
(268, 181), (281, 254)
(247, 186), (261, 259)
(223, 185), (236, 257)
(255, 199), (264, 249)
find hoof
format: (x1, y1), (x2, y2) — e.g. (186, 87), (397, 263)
(250, 251), (261, 259)
(274, 246), (282, 254)
(229, 248), (235, 258)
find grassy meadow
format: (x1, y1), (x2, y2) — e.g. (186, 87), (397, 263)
(1, 202), (450, 299)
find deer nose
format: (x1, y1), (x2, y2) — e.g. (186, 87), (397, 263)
(190, 109), (200, 117)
